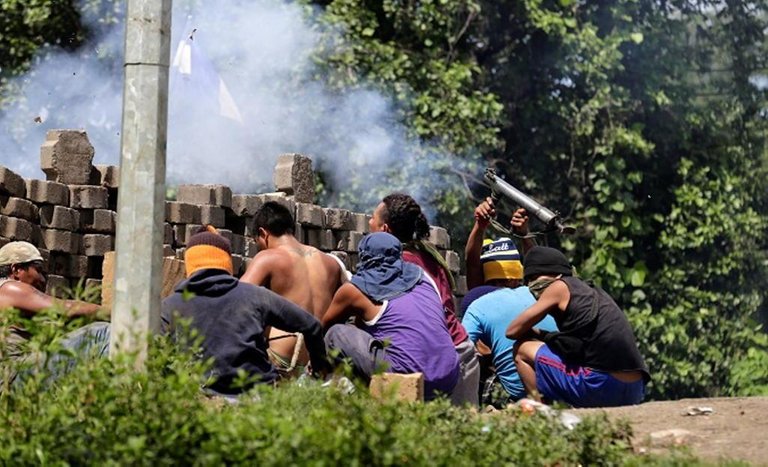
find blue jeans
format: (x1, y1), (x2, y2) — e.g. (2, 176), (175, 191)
(324, 324), (389, 380)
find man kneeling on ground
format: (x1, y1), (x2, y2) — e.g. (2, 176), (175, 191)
(161, 226), (329, 396)
(1, 241), (109, 388)
(506, 246), (650, 408)
(322, 232), (459, 401)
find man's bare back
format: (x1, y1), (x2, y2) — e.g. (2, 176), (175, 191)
(241, 240), (346, 366)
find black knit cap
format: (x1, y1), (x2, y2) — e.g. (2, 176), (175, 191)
(187, 225), (232, 254)
(523, 246), (573, 282)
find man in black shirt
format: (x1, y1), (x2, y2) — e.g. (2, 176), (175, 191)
(161, 226), (328, 395)
(506, 246), (649, 408)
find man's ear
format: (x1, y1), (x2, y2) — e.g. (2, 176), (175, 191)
(258, 227), (268, 239)
(381, 223), (391, 234)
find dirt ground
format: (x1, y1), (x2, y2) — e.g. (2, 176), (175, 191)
(574, 397), (768, 465)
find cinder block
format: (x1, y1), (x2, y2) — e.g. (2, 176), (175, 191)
(369, 373), (424, 402)
(443, 250), (460, 274)
(353, 213), (370, 233)
(230, 234), (246, 256)
(90, 165), (120, 188)
(45, 274), (71, 298)
(177, 184), (232, 208)
(245, 237), (259, 258)
(80, 209), (116, 234)
(230, 194), (263, 217)
(175, 247), (185, 260)
(165, 202), (201, 224)
(41, 229), (81, 254)
(40, 129), (95, 185)
(40, 205), (80, 231)
(25, 179), (69, 205)
(0, 196), (39, 222)
(319, 229), (335, 251)
(231, 254), (244, 276)
(455, 275), (468, 296)
(87, 256), (103, 278)
(429, 226), (451, 249)
(164, 223), (175, 245)
(173, 224), (202, 246)
(273, 153), (315, 203)
(37, 248), (50, 264)
(0, 237), (9, 248)
(0, 166), (26, 197)
(200, 205), (226, 227)
(0, 215), (36, 242)
(162, 257), (186, 298)
(324, 208), (353, 230)
(69, 185), (108, 209)
(304, 228), (322, 248)
(296, 203), (325, 227)
(257, 192), (296, 217)
(347, 231), (365, 252)
(83, 234), (114, 256)
(162, 244), (176, 257)
(101, 251), (115, 308)
(332, 230), (349, 251)
(49, 253), (89, 278)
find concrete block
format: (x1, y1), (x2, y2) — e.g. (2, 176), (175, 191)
(0, 215), (36, 242)
(40, 205), (80, 231)
(200, 205), (226, 227)
(80, 209), (116, 234)
(162, 257), (186, 298)
(37, 248), (50, 264)
(176, 247), (185, 260)
(165, 202), (201, 224)
(230, 194), (263, 217)
(272, 153), (314, 203)
(347, 231), (365, 252)
(102, 253), (184, 309)
(45, 274), (71, 298)
(230, 234), (246, 255)
(245, 237), (259, 258)
(90, 165), (120, 188)
(173, 224), (202, 246)
(369, 373), (424, 402)
(296, 203), (324, 227)
(429, 226), (451, 249)
(40, 129), (94, 185)
(69, 185), (108, 209)
(49, 253), (89, 278)
(455, 275), (468, 297)
(353, 213), (370, 233)
(177, 184), (232, 208)
(257, 192), (296, 217)
(83, 234), (114, 256)
(163, 244), (176, 257)
(304, 228), (322, 248)
(443, 250), (461, 274)
(332, 230), (349, 251)
(217, 229), (232, 242)
(231, 254), (244, 276)
(41, 229), (81, 254)
(324, 208), (353, 230)
(319, 229), (335, 251)
(0, 166), (26, 197)
(0, 196), (38, 222)
(25, 179), (69, 205)
(164, 223), (175, 245)
(101, 251), (115, 308)
(87, 256), (104, 278)
(0, 237), (8, 248)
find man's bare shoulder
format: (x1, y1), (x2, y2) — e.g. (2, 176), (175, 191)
(0, 281), (53, 313)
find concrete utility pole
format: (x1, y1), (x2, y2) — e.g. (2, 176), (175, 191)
(110, 0), (173, 363)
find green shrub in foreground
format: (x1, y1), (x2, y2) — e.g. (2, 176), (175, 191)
(0, 335), (700, 466)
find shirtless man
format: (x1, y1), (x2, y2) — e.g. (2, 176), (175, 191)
(240, 202), (348, 376)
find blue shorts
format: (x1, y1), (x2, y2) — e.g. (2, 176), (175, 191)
(534, 344), (645, 408)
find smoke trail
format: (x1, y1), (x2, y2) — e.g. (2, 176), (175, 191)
(0, 0), (475, 218)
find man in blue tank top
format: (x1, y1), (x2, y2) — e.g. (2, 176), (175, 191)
(322, 232), (460, 401)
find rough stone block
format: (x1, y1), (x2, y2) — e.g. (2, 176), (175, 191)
(162, 257), (186, 298)
(230, 234), (246, 256)
(257, 192), (296, 217)
(245, 237), (259, 258)
(200, 205), (226, 227)
(230, 194), (263, 217)
(0, 215), (36, 242)
(40, 129), (95, 185)
(175, 248), (185, 260)
(177, 184), (232, 208)
(429, 226), (451, 249)
(41, 229), (81, 254)
(83, 234), (114, 256)
(324, 208), (353, 230)
(37, 248), (50, 264)
(443, 250), (461, 274)
(173, 224), (201, 246)
(40, 205), (80, 231)
(304, 228), (322, 248)
(87, 256), (103, 278)
(165, 202), (201, 224)
(369, 373), (424, 402)
(273, 153), (314, 203)
(80, 209), (116, 234)
(49, 253), (89, 278)
(319, 229), (335, 251)
(164, 223), (175, 245)
(90, 165), (120, 188)
(330, 230), (349, 251)
(46, 274), (71, 298)
(353, 213), (370, 233)
(231, 254), (244, 276)
(0, 166), (26, 198)
(455, 275), (468, 296)
(163, 244), (176, 257)
(69, 185), (108, 209)
(25, 179), (69, 205)
(296, 203), (324, 227)
(0, 196), (38, 222)
(347, 231), (365, 252)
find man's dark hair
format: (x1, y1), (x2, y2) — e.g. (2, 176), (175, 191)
(0, 261), (42, 279)
(381, 193), (430, 243)
(252, 201), (295, 236)
(0, 264), (11, 278)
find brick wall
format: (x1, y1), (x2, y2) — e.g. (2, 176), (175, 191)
(0, 130), (468, 303)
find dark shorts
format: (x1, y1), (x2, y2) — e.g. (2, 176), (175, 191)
(534, 344), (645, 408)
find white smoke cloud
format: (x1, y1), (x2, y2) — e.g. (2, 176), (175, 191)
(0, 0), (470, 218)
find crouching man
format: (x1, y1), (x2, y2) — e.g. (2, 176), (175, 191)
(322, 232), (459, 401)
(161, 226), (329, 396)
(506, 246), (650, 408)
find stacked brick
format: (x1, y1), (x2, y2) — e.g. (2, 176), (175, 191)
(1, 133), (468, 305)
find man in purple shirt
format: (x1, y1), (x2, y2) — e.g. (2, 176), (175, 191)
(322, 232), (460, 400)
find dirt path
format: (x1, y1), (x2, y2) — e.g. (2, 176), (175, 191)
(574, 397), (768, 465)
